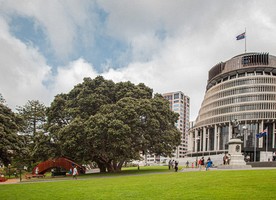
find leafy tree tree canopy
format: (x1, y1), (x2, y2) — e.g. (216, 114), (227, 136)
(0, 95), (22, 166)
(47, 76), (181, 172)
(16, 100), (51, 165)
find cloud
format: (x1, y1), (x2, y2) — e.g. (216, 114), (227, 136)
(0, 17), (51, 108)
(50, 58), (98, 96)
(0, 0), (97, 60)
(2, 0), (276, 121)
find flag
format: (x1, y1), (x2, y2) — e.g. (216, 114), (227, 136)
(262, 127), (268, 136)
(256, 127), (268, 138)
(236, 32), (245, 40)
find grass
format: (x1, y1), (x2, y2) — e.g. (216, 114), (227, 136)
(0, 167), (275, 200)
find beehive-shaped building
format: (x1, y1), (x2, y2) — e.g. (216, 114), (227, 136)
(189, 52), (276, 161)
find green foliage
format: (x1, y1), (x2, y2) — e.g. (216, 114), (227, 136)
(0, 98), (22, 165)
(46, 76), (181, 172)
(16, 100), (51, 166)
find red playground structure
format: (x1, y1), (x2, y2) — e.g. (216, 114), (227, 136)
(32, 157), (85, 177)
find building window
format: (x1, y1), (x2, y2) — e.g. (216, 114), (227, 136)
(174, 93), (179, 99)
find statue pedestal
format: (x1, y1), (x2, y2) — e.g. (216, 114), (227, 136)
(218, 138), (252, 169)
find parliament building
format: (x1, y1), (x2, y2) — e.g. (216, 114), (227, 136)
(188, 52), (276, 161)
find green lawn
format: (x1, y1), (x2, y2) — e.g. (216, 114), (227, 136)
(0, 167), (275, 200)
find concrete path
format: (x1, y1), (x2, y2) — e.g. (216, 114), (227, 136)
(180, 166), (276, 172)
(0, 178), (20, 185)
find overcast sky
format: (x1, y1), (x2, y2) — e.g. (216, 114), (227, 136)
(1, 0), (276, 120)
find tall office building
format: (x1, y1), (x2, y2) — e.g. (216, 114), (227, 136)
(163, 91), (190, 158)
(189, 52), (276, 161)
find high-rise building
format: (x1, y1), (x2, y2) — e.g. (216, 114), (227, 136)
(163, 91), (190, 158)
(189, 52), (276, 162)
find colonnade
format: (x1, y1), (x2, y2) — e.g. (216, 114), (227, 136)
(188, 120), (276, 154)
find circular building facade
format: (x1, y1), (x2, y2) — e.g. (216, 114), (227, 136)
(189, 52), (276, 161)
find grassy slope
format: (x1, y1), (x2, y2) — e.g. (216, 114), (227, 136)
(0, 167), (275, 200)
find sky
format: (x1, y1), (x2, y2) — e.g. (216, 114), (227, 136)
(1, 0), (276, 121)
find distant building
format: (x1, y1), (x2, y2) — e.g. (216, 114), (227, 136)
(188, 52), (276, 162)
(163, 91), (190, 158)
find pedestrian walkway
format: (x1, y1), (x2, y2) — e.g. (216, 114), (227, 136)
(180, 166), (276, 172)
(0, 178), (20, 185)
(180, 167), (217, 172)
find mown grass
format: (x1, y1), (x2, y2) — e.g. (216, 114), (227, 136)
(0, 167), (275, 200)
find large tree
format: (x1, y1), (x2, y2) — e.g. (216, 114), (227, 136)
(47, 76), (181, 172)
(0, 95), (22, 166)
(17, 100), (52, 165)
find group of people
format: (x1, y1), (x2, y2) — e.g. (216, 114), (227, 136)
(168, 160), (179, 172)
(198, 157), (213, 171)
(169, 157), (213, 172)
(223, 154), (231, 165)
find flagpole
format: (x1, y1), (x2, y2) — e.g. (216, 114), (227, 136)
(245, 28), (247, 53)
(266, 128), (268, 160)
(254, 132), (256, 162)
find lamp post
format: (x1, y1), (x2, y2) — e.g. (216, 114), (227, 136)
(8, 164), (11, 178)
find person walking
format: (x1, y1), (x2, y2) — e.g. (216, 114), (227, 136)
(198, 158), (202, 170)
(72, 166), (78, 179)
(206, 157), (212, 171)
(35, 167), (39, 175)
(171, 160), (175, 169)
(186, 160), (189, 168)
(174, 161), (179, 172)
(168, 160), (172, 170)
(201, 157), (205, 168)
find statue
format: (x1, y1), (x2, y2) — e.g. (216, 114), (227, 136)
(231, 119), (240, 139)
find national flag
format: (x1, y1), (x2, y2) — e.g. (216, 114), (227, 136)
(236, 32), (245, 40)
(262, 127), (268, 136)
(256, 127), (268, 138)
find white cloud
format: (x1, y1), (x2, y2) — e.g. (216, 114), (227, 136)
(50, 58), (98, 96)
(0, 17), (51, 108)
(0, 0), (96, 59)
(2, 0), (276, 121)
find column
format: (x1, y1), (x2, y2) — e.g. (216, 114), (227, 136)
(273, 123), (275, 148)
(214, 125), (217, 151)
(259, 120), (264, 148)
(203, 127), (206, 152)
(195, 129), (199, 152)
(198, 130), (202, 151)
(206, 129), (210, 151)
(217, 126), (221, 151)
(229, 122), (232, 141)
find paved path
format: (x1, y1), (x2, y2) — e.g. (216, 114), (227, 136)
(180, 166), (276, 172)
(0, 178), (20, 185)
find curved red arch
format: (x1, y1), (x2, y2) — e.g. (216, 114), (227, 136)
(32, 157), (85, 175)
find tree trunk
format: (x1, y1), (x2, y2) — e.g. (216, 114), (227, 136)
(106, 160), (115, 173)
(97, 162), (107, 173)
(117, 160), (125, 171)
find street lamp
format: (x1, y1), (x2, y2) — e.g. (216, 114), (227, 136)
(8, 164), (11, 178)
